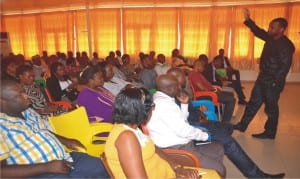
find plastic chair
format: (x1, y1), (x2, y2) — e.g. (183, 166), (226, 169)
(48, 106), (113, 157)
(100, 153), (115, 178)
(140, 124), (201, 167)
(192, 100), (218, 121)
(189, 79), (222, 121)
(100, 148), (200, 179)
(162, 148), (200, 167)
(44, 88), (73, 110)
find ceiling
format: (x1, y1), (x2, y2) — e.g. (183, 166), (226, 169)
(1, 0), (299, 15)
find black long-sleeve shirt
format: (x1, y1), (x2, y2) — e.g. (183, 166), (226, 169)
(244, 19), (295, 90)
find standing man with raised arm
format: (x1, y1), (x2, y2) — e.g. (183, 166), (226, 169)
(234, 8), (295, 139)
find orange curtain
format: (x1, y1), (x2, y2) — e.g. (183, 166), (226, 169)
(74, 10), (89, 54)
(2, 2), (300, 70)
(180, 7), (211, 60)
(39, 11), (74, 55)
(180, 7), (231, 61)
(152, 8), (178, 58)
(123, 8), (154, 61)
(208, 7), (231, 60)
(230, 6), (256, 70)
(287, 3), (300, 72)
(2, 15), (24, 55)
(123, 8), (177, 62)
(90, 9), (121, 58)
(1, 14), (40, 58)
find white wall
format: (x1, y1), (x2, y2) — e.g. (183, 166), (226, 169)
(240, 70), (300, 82)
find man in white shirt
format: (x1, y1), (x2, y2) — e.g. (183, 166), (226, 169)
(146, 74), (225, 177)
(166, 68), (285, 178)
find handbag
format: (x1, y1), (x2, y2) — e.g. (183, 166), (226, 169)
(66, 88), (79, 101)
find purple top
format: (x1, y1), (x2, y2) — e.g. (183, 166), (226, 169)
(77, 87), (115, 123)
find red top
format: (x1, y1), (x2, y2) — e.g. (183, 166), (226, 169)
(188, 71), (213, 91)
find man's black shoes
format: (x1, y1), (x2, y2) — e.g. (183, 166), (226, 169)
(263, 172), (285, 178)
(233, 123), (247, 132)
(252, 131), (276, 139)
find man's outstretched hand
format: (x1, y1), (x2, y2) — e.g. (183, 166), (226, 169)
(243, 8), (250, 20)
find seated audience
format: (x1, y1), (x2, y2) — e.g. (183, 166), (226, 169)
(1, 57), (19, 82)
(47, 54), (59, 66)
(67, 51), (76, 65)
(46, 62), (79, 103)
(146, 74), (226, 177)
(211, 55), (247, 105)
(120, 54), (137, 81)
(97, 61), (132, 96)
(65, 56), (81, 79)
(115, 50), (123, 66)
(168, 68), (286, 178)
(199, 54), (222, 86)
(0, 80), (108, 178)
(139, 54), (157, 89)
(15, 54), (26, 66)
(133, 52), (145, 74)
(75, 51), (81, 63)
(32, 55), (47, 82)
(90, 52), (101, 66)
(171, 50), (192, 73)
(42, 50), (48, 63)
(171, 48), (180, 60)
(17, 65), (66, 118)
(78, 51), (90, 70)
(105, 87), (198, 178)
(58, 52), (67, 66)
(77, 66), (114, 123)
(149, 50), (156, 61)
(216, 48), (241, 82)
(106, 53), (127, 81)
(154, 53), (170, 76)
(189, 59), (236, 122)
(171, 56), (185, 68)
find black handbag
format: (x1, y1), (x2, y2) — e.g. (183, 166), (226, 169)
(66, 88), (79, 101)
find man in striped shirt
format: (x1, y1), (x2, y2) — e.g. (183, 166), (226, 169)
(0, 80), (108, 178)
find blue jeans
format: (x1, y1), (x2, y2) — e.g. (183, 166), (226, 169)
(193, 121), (265, 178)
(33, 152), (108, 178)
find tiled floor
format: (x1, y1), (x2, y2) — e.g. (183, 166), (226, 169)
(225, 82), (300, 178)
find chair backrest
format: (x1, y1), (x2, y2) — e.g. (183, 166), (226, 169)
(100, 153), (115, 179)
(140, 124), (201, 167)
(42, 87), (72, 109)
(49, 106), (92, 145)
(163, 149), (200, 168)
(44, 88), (55, 103)
(192, 100), (218, 121)
(189, 79), (220, 106)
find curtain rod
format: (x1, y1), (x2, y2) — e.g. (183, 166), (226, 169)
(2, 0), (300, 16)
